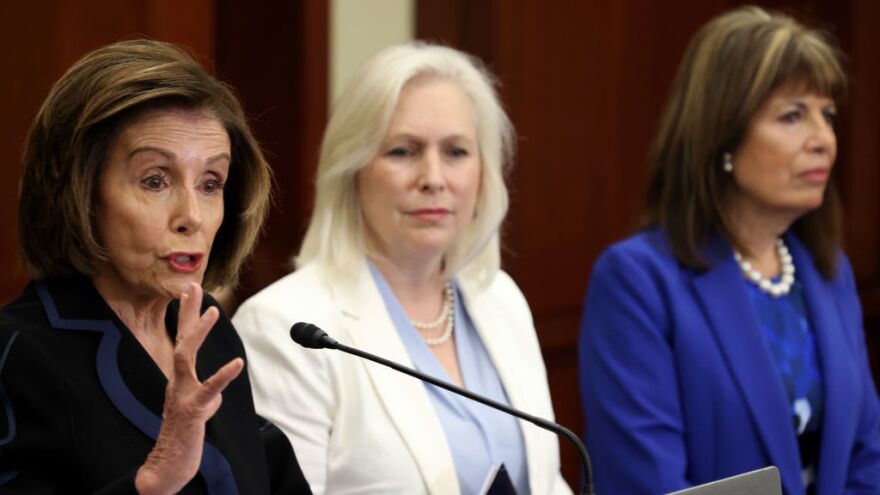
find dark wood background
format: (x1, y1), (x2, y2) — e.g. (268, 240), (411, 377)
(1, 0), (877, 488)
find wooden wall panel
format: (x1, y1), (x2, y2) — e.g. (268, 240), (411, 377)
(845, 0), (880, 314)
(215, 0), (328, 306)
(842, 0), (880, 395)
(419, 0), (880, 487)
(0, 4), (57, 303)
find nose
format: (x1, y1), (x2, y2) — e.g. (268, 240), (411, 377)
(807, 112), (836, 155)
(172, 187), (202, 234)
(416, 150), (445, 192)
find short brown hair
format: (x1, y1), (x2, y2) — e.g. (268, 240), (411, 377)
(19, 39), (271, 290)
(645, 6), (845, 277)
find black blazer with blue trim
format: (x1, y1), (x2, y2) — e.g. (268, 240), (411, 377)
(0, 275), (311, 494)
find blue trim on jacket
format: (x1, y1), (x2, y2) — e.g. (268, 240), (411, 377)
(0, 331), (20, 485)
(0, 331), (19, 447)
(35, 281), (239, 495)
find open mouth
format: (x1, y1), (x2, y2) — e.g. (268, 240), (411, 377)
(165, 253), (203, 273)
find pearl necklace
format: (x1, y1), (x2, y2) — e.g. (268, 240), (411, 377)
(411, 283), (454, 346)
(733, 238), (796, 298)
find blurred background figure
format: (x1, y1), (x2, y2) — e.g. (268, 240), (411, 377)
(233, 42), (571, 495)
(579, 6), (880, 495)
(0, 40), (310, 494)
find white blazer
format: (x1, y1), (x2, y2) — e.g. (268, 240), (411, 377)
(232, 261), (572, 495)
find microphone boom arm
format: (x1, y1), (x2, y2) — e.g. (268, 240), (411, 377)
(329, 339), (595, 495)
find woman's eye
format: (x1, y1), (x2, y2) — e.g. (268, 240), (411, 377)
(387, 147), (413, 158)
(823, 110), (837, 127)
(779, 110), (802, 124)
(141, 174), (167, 190)
(201, 178), (225, 194)
(447, 147), (469, 159)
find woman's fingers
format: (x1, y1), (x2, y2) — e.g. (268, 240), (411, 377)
(138, 285), (243, 494)
(171, 284), (242, 404)
(169, 285), (240, 428)
(178, 283), (202, 336)
(174, 283), (220, 377)
(187, 305), (220, 356)
(198, 358), (245, 404)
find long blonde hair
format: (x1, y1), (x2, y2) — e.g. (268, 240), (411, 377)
(296, 42), (515, 287)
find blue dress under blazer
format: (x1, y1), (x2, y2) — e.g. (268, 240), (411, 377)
(0, 275), (310, 494)
(579, 227), (880, 495)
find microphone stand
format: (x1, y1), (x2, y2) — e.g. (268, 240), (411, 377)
(327, 339), (596, 495)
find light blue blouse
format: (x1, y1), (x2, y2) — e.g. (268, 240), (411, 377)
(369, 265), (529, 495)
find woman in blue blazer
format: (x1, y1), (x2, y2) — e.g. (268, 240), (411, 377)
(579, 7), (880, 495)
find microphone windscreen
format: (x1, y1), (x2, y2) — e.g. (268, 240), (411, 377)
(290, 322), (330, 349)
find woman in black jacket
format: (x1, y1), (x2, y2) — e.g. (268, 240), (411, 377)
(0, 39), (310, 494)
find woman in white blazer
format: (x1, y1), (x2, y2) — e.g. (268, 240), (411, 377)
(233, 43), (571, 495)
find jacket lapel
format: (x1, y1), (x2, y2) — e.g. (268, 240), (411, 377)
(786, 236), (854, 494)
(332, 263), (460, 494)
(36, 278), (166, 441)
(36, 277), (240, 495)
(458, 277), (545, 493)
(690, 238), (802, 494)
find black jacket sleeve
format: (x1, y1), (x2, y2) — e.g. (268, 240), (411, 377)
(258, 417), (312, 495)
(0, 327), (141, 495)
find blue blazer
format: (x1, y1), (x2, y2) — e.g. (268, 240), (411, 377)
(579, 228), (880, 495)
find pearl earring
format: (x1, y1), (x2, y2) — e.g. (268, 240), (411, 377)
(722, 152), (734, 173)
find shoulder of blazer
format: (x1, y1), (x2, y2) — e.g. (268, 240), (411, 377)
(458, 270), (539, 345)
(589, 228), (690, 299)
(460, 269), (529, 312)
(234, 263), (338, 324)
(597, 228), (679, 269)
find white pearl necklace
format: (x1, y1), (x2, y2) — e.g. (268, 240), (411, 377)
(411, 283), (454, 346)
(733, 238), (796, 298)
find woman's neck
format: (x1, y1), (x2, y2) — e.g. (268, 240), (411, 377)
(726, 198), (797, 277)
(91, 275), (175, 376)
(369, 254), (448, 322)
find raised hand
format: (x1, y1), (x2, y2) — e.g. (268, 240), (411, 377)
(135, 283), (245, 495)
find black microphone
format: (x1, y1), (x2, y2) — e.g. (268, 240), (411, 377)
(290, 321), (339, 349)
(290, 322), (595, 495)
